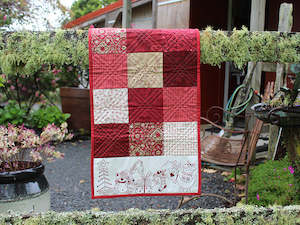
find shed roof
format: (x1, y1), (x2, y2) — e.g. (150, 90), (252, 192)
(64, 0), (139, 29)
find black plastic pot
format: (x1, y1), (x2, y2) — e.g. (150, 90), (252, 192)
(0, 162), (50, 213)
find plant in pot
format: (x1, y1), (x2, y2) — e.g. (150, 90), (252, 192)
(251, 64), (300, 127)
(0, 122), (73, 214)
(53, 64), (91, 133)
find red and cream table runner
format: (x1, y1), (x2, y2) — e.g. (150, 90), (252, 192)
(89, 28), (201, 198)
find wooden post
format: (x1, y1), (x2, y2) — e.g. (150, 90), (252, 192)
(267, 3), (293, 159)
(152, 0), (158, 28)
(248, 0), (266, 105)
(122, 0), (132, 28)
(223, 0), (233, 108)
(246, 0), (266, 128)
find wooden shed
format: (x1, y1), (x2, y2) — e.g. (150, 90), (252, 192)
(64, 0), (300, 117)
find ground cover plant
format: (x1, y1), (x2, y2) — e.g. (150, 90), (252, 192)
(248, 156), (299, 206)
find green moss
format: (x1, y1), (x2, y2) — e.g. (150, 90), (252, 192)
(200, 27), (300, 68)
(1, 206), (300, 225)
(0, 30), (88, 76)
(0, 28), (300, 76)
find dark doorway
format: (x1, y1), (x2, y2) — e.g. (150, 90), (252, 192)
(189, 0), (251, 117)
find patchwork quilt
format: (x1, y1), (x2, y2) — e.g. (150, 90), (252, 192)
(89, 28), (201, 198)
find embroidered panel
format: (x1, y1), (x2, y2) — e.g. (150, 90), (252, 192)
(89, 28), (201, 198)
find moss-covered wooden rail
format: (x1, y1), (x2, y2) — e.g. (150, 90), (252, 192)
(1, 27), (300, 76)
(1, 206), (300, 225)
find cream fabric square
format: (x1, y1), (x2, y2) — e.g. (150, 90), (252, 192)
(127, 52), (163, 88)
(163, 122), (198, 156)
(93, 88), (129, 124)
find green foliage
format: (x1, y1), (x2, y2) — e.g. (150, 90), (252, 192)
(29, 106), (70, 129)
(71, 0), (118, 20)
(0, 0), (30, 27)
(0, 0), (68, 29)
(0, 100), (27, 126)
(0, 30), (88, 113)
(0, 101), (70, 129)
(248, 157), (299, 206)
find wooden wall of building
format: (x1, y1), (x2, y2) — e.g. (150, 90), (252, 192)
(157, 0), (190, 28)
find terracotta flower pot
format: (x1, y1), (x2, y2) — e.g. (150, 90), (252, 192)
(60, 87), (91, 131)
(0, 161), (50, 214)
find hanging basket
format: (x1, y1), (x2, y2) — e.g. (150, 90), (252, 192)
(252, 103), (300, 127)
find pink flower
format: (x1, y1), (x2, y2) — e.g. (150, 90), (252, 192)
(35, 91), (39, 97)
(289, 184), (293, 187)
(10, 85), (15, 90)
(288, 166), (295, 174)
(283, 168), (287, 171)
(67, 66), (73, 72)
(22, 87), (27, 92)
(52, 69), (58, 75)
(256, 193), (260, 200)
(3, 15), (7, 22)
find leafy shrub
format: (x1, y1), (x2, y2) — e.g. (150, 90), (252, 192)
(0, 101), (27, 126)
(30, 106), (70, 129)
(248, 157), (299, 206)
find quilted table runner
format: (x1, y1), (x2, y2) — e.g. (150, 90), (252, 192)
(89, 28), (201, 198)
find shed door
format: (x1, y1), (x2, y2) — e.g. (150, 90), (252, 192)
(157, 0), (190, 28)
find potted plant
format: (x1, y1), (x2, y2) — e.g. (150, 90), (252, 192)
(0, 122), (73, 214)
(252, 64), (300, 127)
(53, 65), (91, 132)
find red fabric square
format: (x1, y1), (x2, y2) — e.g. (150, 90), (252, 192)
(126, 29), (197, 53)
(128, 88), (163, 122)
(163, 29), (197, 52)
(163, 87), (198, 122)
(163, 51), (197, 87)
(91, 54), (127, 89)
(129, 122), (163, 156)
(126, 29), (166, 52)
(93, 124), (129, 158)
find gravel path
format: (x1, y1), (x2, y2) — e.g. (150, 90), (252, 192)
(44, 140), (235, 212)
